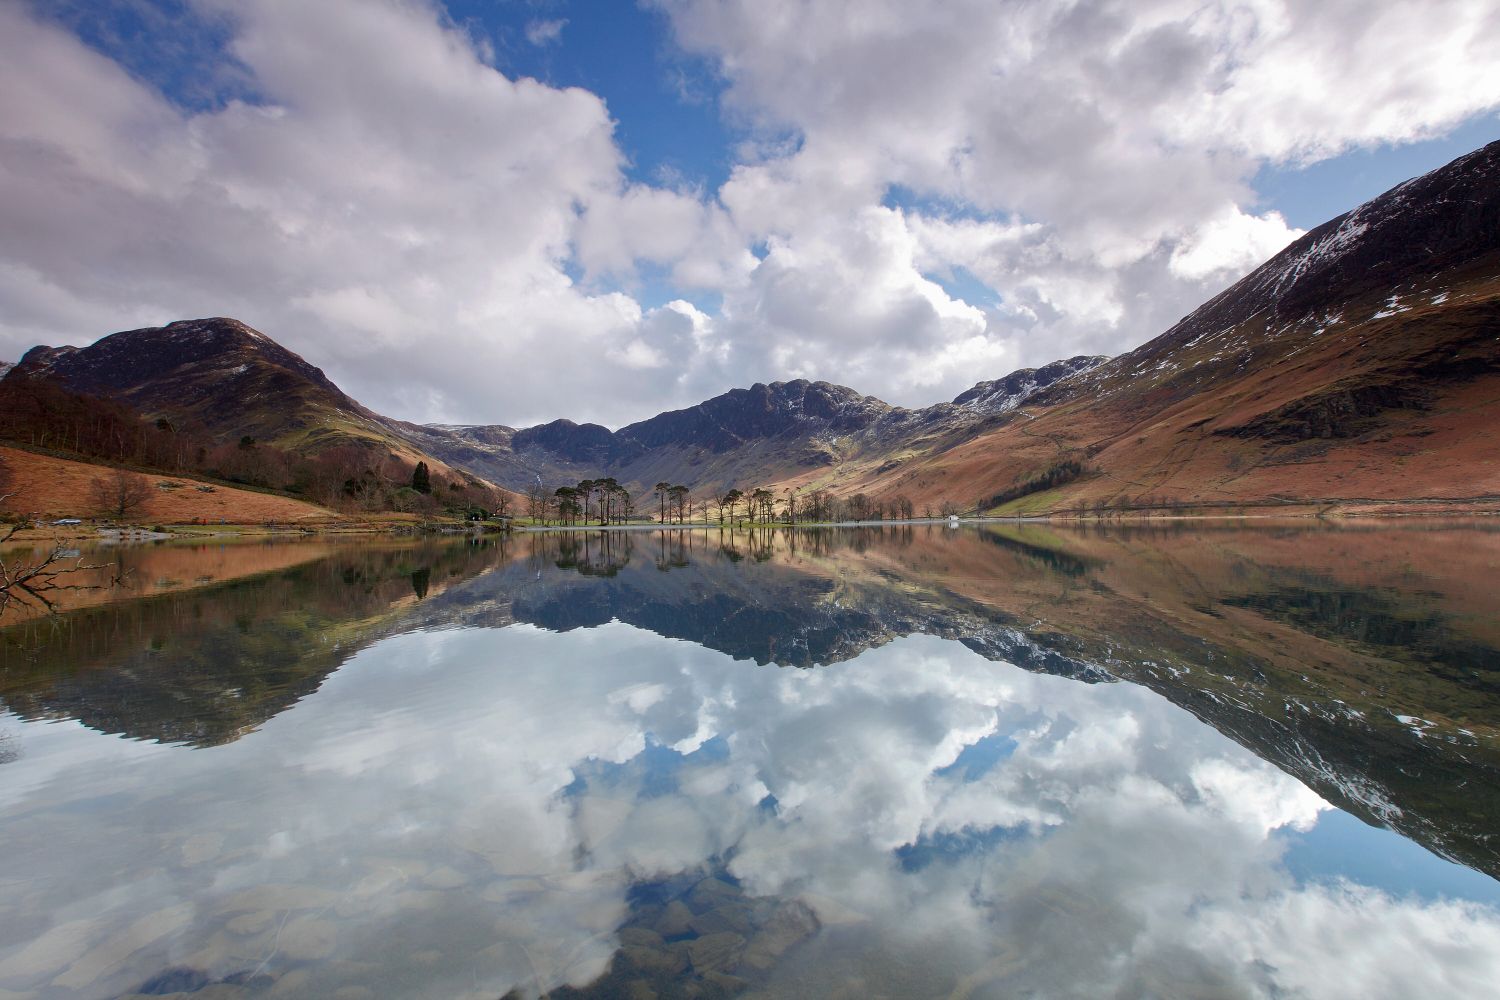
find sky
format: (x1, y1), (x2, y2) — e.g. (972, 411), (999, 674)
(1, 0), (1497, 429)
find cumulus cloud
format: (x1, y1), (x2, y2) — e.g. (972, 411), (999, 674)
(0, 0), (1495, 426)
(0, 0), (735, 426)
(655, 0), (1500, 383)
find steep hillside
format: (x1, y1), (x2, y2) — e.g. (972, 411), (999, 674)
(839, 139), (1500, 515)
(13, 318), (372, 447)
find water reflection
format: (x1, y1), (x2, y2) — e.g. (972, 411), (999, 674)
(0, 539), (513, 746)
(0, 524), (1497, 998)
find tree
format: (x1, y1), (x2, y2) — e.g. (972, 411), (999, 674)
(721, 489), (744, 524)
(751, 488), (774, 523)
(89, 469), (151, 519)
(525, 478), (549, 523)
(576, 479), (596, 523)
(411, 461), (432, 494)
(848, 493), (871, 521)
(655, 482), (671, 524)
(554, 486), (579, 525)
(668, 484), (689, 524)
(594, 477), (621, 525)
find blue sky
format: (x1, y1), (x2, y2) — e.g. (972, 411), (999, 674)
(5, 0), (1498, 426)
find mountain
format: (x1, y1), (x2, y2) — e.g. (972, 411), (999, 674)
(9, 314), (1074, 499)
(832, 139), (1500, 515)
(5, 316), (485, 488)
(406, 355), (1106, 496)
(13, 317), (387, 449)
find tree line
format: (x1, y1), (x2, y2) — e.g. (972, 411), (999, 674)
(522, 474), (956, 526)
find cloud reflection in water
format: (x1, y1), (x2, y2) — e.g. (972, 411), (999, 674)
(1, 617), (1498, 998)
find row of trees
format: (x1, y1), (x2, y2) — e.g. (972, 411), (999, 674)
(552, 477), (635, 525)
(710, 486), (946, 524)
(521, 475), (960, 526)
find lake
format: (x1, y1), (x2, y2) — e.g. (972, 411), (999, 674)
(1, 523), (1498, 999)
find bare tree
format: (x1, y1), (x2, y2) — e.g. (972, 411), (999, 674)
(89, 469), (152, 519)
(0, 496), (115, 614)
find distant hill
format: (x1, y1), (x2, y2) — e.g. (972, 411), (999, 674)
(12, 317), (422, 460)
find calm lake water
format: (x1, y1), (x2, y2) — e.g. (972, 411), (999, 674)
(1, 523), (1499, 999)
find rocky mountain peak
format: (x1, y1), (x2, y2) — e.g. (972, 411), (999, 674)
(1159, 138), (1500, 346)
(951, 355), (1109, 413)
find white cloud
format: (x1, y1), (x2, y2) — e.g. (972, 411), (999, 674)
(0, 0), (1495, 426)
(1170, 204), (1304, 281)
(0, 0), (738, 427)
(652, 0), (1500, 393)
(524, 18), (567, 47)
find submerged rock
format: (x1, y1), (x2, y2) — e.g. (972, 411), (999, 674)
(686, 932), (746, 975)
(686, 877), (740, 913)
(653, 899), (695, 939)
(740, 901), (819, 972)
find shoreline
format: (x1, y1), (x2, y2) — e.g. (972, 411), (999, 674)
(5, 504), (1497, 548)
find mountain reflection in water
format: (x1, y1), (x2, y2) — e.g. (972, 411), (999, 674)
(0, 523), (1497, 999)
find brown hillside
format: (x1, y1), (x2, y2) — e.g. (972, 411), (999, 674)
(0, 446), (338, 524)
(818, 141), (1500, 516)
(843, 269), (1500, 516)
(7, 317), (511, 503)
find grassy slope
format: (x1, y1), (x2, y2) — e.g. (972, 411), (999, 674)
(0, 445), (338, 524)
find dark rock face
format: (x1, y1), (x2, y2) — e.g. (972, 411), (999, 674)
(618, 380), (892, 453)
(1218, 381), (1434, 442)
(512, 419), (618, 465)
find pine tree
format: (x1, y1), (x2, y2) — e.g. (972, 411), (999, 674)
(411, 461), (432, 494)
